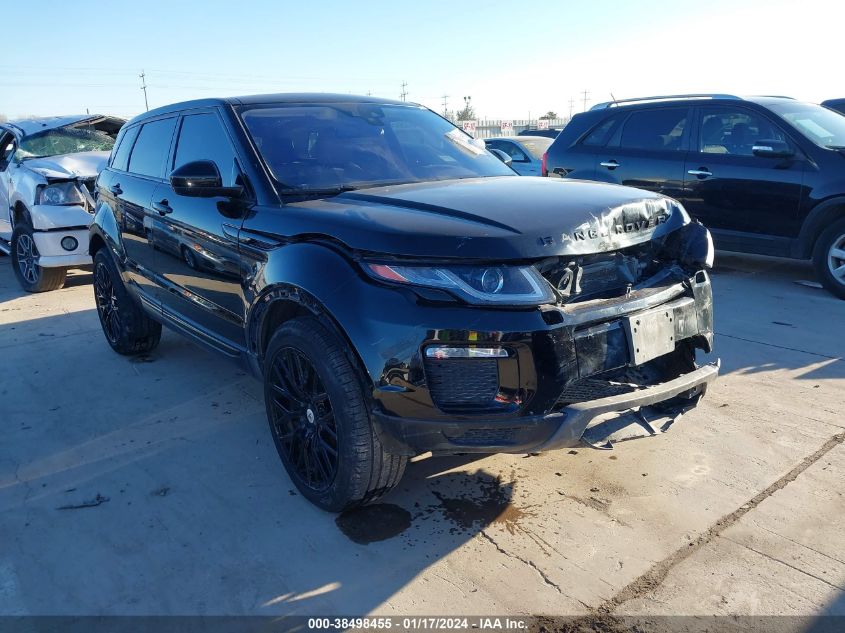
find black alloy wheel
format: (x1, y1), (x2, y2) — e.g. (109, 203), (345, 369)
(268, 347), (339, 491)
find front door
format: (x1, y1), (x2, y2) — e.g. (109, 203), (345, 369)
(593, 106), (690, 201)
(0, 131), (16, 239)
(151, 110), (248, 350)
(680, 105), (806, 248)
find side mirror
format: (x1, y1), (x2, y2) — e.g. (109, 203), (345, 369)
(489, 148), (513, 167)
(170, 160), (243, 198)
(752, 140), (795, 159)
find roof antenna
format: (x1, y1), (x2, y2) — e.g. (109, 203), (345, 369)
(610, 92), (618, 106)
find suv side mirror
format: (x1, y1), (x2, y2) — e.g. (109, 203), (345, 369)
(752, 140), (795, 159)
(489, 148), (513, 167)
(171, 160), (243, 198)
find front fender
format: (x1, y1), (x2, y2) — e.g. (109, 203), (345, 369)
(246, 242), (420, 388)
(90, 199), (123, 259)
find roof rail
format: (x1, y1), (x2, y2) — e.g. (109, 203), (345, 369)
(590, 94), (741, 110)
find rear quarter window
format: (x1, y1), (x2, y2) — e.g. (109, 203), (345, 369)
(110, 125), (140, 172)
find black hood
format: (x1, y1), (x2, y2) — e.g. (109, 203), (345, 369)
(277, 176), (689, 260)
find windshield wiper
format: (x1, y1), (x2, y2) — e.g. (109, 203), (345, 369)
(279, 185), (358, 198)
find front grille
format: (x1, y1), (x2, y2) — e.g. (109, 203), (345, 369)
(446, 427), (522, 446)
(424, 358), (499, 412)
(557, 378), (641, 406)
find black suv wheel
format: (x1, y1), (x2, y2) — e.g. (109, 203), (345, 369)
(263, 317), (407, 512)
(11, 223), (67, 292)
(813, 217), (845, 300)
(92, 249), (162, 354)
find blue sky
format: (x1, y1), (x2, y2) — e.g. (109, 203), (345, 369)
(0, 0), (838, 120)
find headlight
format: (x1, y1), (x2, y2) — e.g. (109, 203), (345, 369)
(37, 182), (85, 206)
(365, 262), (556, 305)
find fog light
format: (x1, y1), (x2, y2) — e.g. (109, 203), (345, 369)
(60, 236), (78, 251)
(425, 346), (509, 359)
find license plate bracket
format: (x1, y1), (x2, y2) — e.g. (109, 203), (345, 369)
(622, 307), (676, 366)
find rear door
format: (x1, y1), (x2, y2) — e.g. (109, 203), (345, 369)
(150, 109), (248, 350)
(594, 106), (690, 200)
(679, 105), (805, 246)
(115, 117), (178, 304)
(0, 129), (15, 239)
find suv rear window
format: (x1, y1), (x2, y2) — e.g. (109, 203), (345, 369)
(128, 117), (177, 179)
(619, 108), (687, 151)
(581, 117), (617, 146)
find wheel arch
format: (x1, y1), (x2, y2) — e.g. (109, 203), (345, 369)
(796, 197), (845, 259)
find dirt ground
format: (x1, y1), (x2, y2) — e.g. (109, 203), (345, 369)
(0, 251), (843, 620)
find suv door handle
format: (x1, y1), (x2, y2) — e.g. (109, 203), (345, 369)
(109, 183), (123, 195)
(152, 200), (173, 215)
(688, 169), (713, 179)
(600, 160), (621, 170)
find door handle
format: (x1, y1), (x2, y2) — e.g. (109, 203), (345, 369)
(109, 183), (123, 195)
(688, 169), (713, 179)
(600, 160), (620, 170)
(152, 199), (173, 215)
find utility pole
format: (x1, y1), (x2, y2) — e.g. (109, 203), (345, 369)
(139, 70), (149, 112)
(400, 81), (408, 102)
(568, 97), (575, 119)
(581, 90), (589, 112)
(366, 90), (372, 96)
(442, 95), (449, 117)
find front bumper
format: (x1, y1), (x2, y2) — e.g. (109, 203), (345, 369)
(367, 268), (716, 456)
(30, 204), (92, 268)
(375, 361), (718, 454)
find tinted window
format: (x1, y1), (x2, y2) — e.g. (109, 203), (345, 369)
(486, 140), (529, 162)
(582, 117), (617, 146)
(518, 138), (552, 159)
(174, 113), (238, 186)
(620, 109), (687, 151)
(128, 117), (177, 178)
(768, 101), (845, 149)
(239, 103), (513, 190)
(699, 107), (788, 156)
(111, 125), (139, 171)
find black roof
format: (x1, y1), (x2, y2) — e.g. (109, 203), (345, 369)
(129, 93), (413, 126)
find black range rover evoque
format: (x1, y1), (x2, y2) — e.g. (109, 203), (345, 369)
(90, 94), (719, 511)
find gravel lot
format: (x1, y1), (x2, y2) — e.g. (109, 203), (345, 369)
(0, 251), (843, 619)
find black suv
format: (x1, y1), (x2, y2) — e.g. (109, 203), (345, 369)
(90, 94), (718, 511)
(544, 94), (845, 298)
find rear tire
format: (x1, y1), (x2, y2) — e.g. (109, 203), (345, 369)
(812, 217), (845, 300)
(92, 248), (162, 355)
(263, 316), (407, 512)
(11, 224), (66, 292)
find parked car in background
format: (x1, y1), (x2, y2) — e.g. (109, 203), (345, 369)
(543, 94), (845, 298)
(484, 136), (553, 175)
(0, 115), (124, 291)
(822, 99), (845, 115)
(89, 94), (717, 511)
(518, 127), (562, 139)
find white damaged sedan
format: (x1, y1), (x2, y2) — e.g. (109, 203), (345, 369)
(0, 115), (124, 291)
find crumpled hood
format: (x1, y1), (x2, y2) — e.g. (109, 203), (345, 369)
(24, 151), (109, 180)
(279, 176), (689, 260)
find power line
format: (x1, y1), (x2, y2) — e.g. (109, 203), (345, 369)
(139, 70), (149, 112)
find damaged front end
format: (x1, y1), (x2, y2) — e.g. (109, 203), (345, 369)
(367, 211), (718, 456)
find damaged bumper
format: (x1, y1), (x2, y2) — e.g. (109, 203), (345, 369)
(370, 269), (717, 456)
(29, 204), (92, 268)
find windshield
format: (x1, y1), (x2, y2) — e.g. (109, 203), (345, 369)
(768, 101), (845, 149)
(16, 125), (116, 160)
(518, 137), (553, 159)
(238, 103), (514, 191)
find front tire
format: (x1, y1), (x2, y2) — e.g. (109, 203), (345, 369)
(92, 249), (162, 354)
(11, 224), (66, 292)
(813, 217), (845, 300)
(263, 317), (407, 512)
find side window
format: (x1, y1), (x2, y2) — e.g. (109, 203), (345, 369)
(110, 125), (140, 172)
(173, 113), (238, 186)
(698, 107), (789, 156)
(0, 132), (15, 169)
(620, 108), (688, 151)
(128, 117), (177, 179)
(496, 141), (529, 162)
(581, 116), (617, 146)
